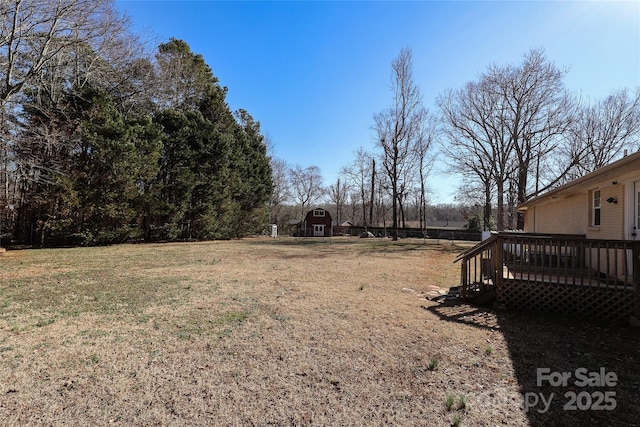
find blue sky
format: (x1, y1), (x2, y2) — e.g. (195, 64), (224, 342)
(116, 0), (640, 203)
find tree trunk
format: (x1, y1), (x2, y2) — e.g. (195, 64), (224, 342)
(398, 192), (406, 229)
(496, 178), (505, 231)
(516, 164), (529, 230)
(484, 185), (492, 231)
(369, 158), (375, 227)
(391, 148), (399, 241)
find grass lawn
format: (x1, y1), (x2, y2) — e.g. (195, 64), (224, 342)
(0, 237), (638, 426)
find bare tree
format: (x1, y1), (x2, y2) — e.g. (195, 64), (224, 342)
(340, 147), (373, 227)
(485, 49), (574, 228)
(268, 157), (290, 229)
(369, 157), (376, 227)
(438, 80), (512, 231)
(439, 49), (576, 230)
(414, 113), (437, 232)
(571, 88), (640, 175)
(0, 0), (133, 107)
(374, 47), (426, 240)
(346, 190), (361, 227)
(527, 88), (640, 200)
(327, 177), (349, 226)
(374, 170), (392, 233)
(289, 165), (324, 221)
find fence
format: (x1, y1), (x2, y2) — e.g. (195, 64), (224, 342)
(337, 226), (481, 241)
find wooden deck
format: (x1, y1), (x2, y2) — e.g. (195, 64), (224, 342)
(485, 264), (634, 290)
(456, 233), (640, 322)
(506, 270), (633, 290)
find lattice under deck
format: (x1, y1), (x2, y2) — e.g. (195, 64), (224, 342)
(497, 280), (636, 321)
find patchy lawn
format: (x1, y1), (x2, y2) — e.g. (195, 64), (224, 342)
(0, 237), (637, 426)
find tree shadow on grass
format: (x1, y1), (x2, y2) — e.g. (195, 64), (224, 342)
(426, 300), (640, 427)
(246, 236), (473, 256)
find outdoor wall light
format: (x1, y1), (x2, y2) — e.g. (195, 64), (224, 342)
(606, 197), (617, 204)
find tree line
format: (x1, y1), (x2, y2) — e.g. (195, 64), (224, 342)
(269, 48), (640, 236)
(2, 2), (637, 246)
(0, 0), (271, 246)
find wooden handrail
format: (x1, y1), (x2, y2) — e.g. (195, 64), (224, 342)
(454, 234), (498, 263)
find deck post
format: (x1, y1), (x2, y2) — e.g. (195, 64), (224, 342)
(460, 258), (468, 301)
(494, 234), (504, 289)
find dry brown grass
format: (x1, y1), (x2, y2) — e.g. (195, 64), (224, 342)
(0, 237), (638, 426)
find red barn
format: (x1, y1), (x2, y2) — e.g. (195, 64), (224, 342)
(299, 208), (333, 237)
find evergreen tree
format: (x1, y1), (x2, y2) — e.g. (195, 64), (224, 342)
(231, 109), (272, 236)
(153, 40), (272, 240)
(13, 37), (272, 245)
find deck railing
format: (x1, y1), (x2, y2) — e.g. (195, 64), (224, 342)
(456, 232), (640, 321)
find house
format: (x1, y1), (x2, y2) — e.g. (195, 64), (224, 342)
(456, 152), (640, 323)
(518, 150), (640, 240)
(298, 208), (333, 237)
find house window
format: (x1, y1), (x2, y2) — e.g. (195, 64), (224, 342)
(592, 189), (601, 227)
(313, 209), (325, 217)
